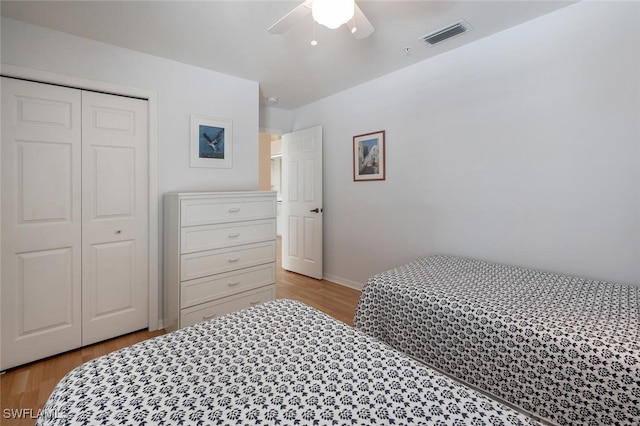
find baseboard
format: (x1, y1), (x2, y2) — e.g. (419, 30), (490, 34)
(323, 274), (364, 291)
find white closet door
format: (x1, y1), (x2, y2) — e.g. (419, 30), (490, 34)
(1, 77), (82, 370)
(81, 91), (149, 345)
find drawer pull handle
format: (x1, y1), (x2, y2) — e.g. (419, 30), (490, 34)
(228, 207), (240, 213)
(228, 257), (240, 263)
(250, 299), (261, 305)
(227, 280), (240, 287)
(228, 233), (240, 238)
(203, 313), (217, 320)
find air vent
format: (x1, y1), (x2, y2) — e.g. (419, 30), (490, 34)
(419, 20), (471, 46)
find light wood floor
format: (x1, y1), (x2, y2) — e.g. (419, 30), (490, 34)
(0, 238), (361, 426)
(275, 241), (361, 327)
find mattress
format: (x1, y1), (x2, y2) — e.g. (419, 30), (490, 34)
(354, 255), (640, 426)
(37, 299), (540, 426)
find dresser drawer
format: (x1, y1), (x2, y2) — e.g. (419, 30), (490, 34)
(181, 219), (275, 254)
(180, 286), (275, 328)
(180, 241), (276, 281)
(181, 196), (276, 227)
(180, 263), (275, 309)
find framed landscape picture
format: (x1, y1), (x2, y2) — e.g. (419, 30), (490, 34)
(353, 130), (385, 181)
(190, 115), (233, 168)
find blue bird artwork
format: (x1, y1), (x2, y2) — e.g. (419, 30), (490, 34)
(199, 125), (225, 159)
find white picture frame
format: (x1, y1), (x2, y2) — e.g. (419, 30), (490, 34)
(190, 115), (233, 168)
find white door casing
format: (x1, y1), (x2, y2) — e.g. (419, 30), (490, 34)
(1, 77), (150, 369)
(281, 126), (323, 279)
(81, 91), (149, 345)
(1, 77), (83, 369)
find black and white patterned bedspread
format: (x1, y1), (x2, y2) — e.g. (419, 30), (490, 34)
(38, 299), (540, 426)
(354, 255), (640, 426)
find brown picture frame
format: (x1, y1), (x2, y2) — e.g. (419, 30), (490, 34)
(353, 130), (385, 181)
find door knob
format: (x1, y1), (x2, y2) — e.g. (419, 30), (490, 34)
(310, 208), (322, 213)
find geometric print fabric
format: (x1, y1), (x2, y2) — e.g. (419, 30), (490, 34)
(355, 255), (640, 425)
(38, 299), (541, 426)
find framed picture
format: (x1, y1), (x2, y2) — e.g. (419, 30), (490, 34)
(190, 115), (232, 168)
(353, 130), (385, 181)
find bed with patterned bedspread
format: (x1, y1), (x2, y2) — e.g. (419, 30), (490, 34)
(37, 299), (540, 426)
(354, 255), (640, 426)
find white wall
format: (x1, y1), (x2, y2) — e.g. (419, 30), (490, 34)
(1, 17), (261, 321)
(292, 1), (640, 288)
(1, 17), (260, 194)
(260, 105), (292, 135)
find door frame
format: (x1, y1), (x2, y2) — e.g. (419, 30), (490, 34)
(0, 64), (160, 332)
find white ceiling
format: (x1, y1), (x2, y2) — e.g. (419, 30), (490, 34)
(1, 1), (574, 110)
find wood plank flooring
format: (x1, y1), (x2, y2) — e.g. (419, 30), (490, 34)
(0, 238), (362, 426)
(275, 239), (361, 326)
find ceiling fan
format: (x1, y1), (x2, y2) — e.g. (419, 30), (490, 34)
(268, 0), (374, 40)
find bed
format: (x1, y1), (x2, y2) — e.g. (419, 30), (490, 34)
(37, 299), (540, 426)
(354, 255), (640, 426)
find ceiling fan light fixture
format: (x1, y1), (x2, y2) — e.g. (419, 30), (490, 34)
(312, 0), (355, 30)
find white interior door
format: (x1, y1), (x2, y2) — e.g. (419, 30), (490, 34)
(281, 126), (323, 279)
(1, 77), (82, 370)
(81, 91), (149, 345)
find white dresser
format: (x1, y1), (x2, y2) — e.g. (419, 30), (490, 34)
(163, 191), (277, 332)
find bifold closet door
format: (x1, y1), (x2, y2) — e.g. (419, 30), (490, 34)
(81, 91), (149, 346)
(1, 77), (83, 370)
(1, 78), (149, 370)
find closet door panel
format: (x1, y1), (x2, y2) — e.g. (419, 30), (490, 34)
(13, 141), (78, 252)
(89, 240), (136, 316)
(93, 146), (135, 217)
(1, 77), (82, 370)
(81, 91), (149, 345)
(18, 140), (73, 222)
(19, 248), (75, 333)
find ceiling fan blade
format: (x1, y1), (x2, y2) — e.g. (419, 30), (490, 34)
(268, 1), (312, 35)
(347, 3), (374, 40)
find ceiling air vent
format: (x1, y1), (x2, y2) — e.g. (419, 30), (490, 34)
(419, 20), (471, 46)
